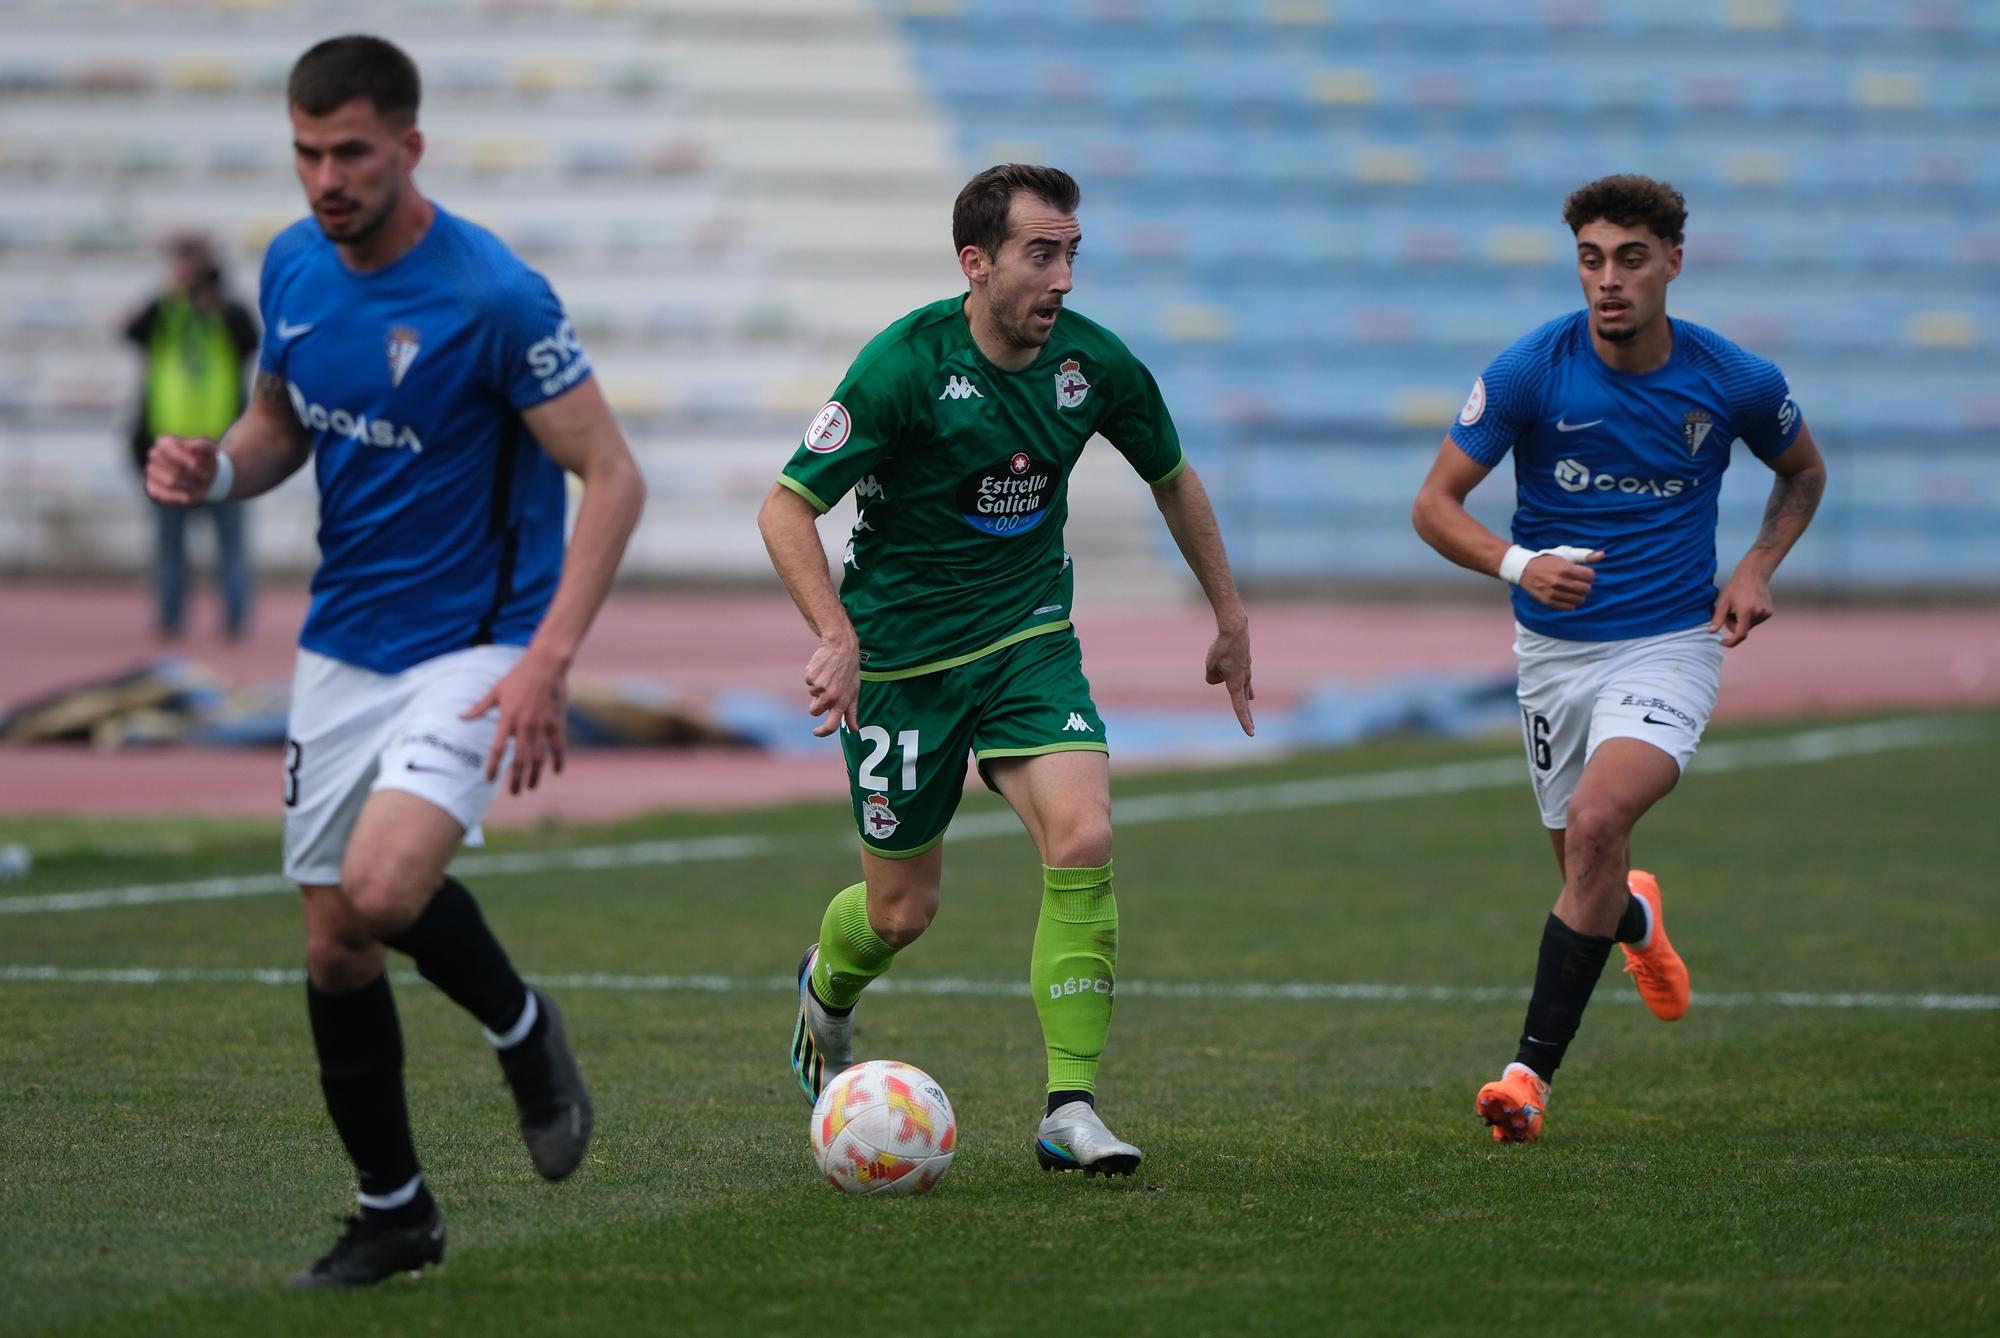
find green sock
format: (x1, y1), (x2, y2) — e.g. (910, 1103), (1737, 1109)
(811, 882), (896, 1010)
(1030, 862), (1118, 1095)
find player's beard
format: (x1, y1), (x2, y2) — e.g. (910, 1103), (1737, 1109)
(1000, 297), (1056, 354)
(1594, 321), (1638, 344)
(316, 182), (399, 247)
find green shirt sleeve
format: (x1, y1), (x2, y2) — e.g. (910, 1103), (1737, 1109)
(778, 343), (913, 513)
(1096, 339), (1185, 486)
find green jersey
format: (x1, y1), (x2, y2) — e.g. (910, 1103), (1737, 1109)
(777, 295), (1185, 679)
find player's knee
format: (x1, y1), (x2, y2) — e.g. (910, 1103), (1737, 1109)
(1562, 796), (1634, 852)
(1046, 815), (1113, 871)
(867, 881), (938, 949)
(338, 857), (426, 937)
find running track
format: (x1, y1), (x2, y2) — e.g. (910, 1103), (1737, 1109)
(1, 582), (1993, 823)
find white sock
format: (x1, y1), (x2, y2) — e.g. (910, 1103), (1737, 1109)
(357, 1173), (423, 1212)
(483, 989), (538, 1049)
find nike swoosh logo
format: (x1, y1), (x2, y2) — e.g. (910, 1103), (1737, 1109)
(1642, 712), (1683, 727)
(276, 320), (315, 340)
(1555, 418), (1603, 432)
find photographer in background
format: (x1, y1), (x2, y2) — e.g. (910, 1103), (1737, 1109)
(124, 234), (260, 641)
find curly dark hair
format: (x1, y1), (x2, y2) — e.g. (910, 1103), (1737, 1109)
(952, 165), (1081, 257)
(288, 35), (421, 126)
(1562, 174), (1687, 248)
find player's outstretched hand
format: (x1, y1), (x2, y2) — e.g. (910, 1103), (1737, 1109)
(465, 647), (569, 795)
(145, 436), (219, 506)
(1710, 569), (1775, 647)
(1206, 620), (1255, 736)
(1522, 550), (1604, 611)
(805, 636), (860, 738)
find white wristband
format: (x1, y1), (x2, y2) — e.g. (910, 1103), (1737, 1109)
(204, 450), (235, 503)
(1499, 543), (1595, 585)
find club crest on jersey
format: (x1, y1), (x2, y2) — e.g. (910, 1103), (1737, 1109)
(1681, 409), (1714, 457)
(386, 326), (421, 388)
(1054, 358), (1090, 410)
(862, 793), (901, 839)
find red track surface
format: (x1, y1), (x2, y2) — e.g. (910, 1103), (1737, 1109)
(2, 582), (1994, 824)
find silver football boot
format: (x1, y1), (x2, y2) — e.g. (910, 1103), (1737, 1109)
(1034, 1100), (1143, 1176)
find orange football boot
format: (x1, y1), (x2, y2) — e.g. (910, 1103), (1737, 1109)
(1620, 869), (1690, 1021)
(1476, 1062), (1550, 1143)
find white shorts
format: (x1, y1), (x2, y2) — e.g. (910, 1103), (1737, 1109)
(281, 644), (524, 885)
(1514, 622), (1724, 830)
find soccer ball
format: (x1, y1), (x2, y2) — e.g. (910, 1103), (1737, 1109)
(809, 1059), (956, 1196)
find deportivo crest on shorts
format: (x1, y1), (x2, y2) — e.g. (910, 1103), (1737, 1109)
(1681, 409), (1714, 457)
(806, 401), (852, 453)
(386, 326), (422, 388)
(1054, 358), (1090, 410)
(862, 793), (901, 839)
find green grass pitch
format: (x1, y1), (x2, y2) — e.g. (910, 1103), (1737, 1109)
(2, 712), (1995, 1335)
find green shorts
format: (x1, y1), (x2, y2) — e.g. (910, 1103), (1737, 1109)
(841, 628), (1106, 858)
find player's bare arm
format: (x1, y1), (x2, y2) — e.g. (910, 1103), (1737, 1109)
(1149, 465), (1254, 735)
(462, 376), (645, 793)
(145, 369), (312, 506)
(1711, 423), (1827, 648)
(757, 482), (859, 738)
(1412, 437), (1602, 611)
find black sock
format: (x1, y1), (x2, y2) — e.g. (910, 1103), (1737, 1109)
(381, 876), (530, 1036)
(1512, 913), (1616, 1081)
(1046, 1089), (1093, 1116)
(306, 974), (422, 1211)
(1613, 890), (1648, 945)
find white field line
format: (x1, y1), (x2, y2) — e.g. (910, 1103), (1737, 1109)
(0, 964), (1993, 1012)
(0, 716), (1973, 917)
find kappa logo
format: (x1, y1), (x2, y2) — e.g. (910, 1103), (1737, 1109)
(861, 793), (901, 840)
(806, 401), (852, 453)
(386, 325), (421, 388)
(939, 375), (983, 401)
(1063, 712), (1092, 732)
(1681, 409), (1714, 457)
(1054, 357), (1090, 410)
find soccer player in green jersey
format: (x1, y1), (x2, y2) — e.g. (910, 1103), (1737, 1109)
(759, 165), (1255, 1175)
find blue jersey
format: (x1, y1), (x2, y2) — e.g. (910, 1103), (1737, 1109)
(256, 204), (591, 673)
(1449, 311), (1803, 641)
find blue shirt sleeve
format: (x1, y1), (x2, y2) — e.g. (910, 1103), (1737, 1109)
(256, 236), (289, 377)
(1724, 352), (1804, 461)
(1447, 338), (1544, 467)
(489, 269), (593, 411)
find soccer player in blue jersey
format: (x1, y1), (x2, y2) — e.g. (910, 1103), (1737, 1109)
(144, 36), (645, 1283)
(1411, 175), (1826, 1142)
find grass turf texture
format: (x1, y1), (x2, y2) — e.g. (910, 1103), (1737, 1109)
(1, 712), (1994, 1336)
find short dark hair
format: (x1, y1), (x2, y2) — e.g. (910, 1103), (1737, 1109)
(288, 35), (421, 126)
(952, 164), (1081, 256)
(1562, 174), (1687, 249)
